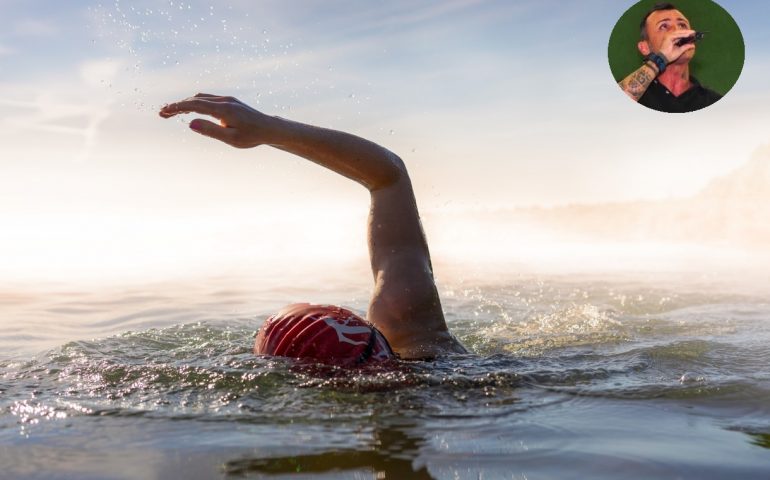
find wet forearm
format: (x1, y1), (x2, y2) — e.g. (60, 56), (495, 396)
(265, 116), (406, 191)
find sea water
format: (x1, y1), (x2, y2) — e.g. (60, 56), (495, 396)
(1, 264), (769, 479)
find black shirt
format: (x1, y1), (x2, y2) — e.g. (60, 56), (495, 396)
(639, 76), (722, 113)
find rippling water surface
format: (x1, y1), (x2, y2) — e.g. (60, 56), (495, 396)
(2, 267), (770, 479)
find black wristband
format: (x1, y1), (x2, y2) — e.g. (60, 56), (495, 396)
(644, 60), (659, 74)
(645, 52), (668, 75)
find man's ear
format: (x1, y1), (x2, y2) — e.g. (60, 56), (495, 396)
(638, 40), (651, 56)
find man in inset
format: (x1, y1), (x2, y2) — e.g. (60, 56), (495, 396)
(619, 2), (722, 113)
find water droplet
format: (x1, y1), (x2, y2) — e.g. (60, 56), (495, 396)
(679, 372), (706, 384)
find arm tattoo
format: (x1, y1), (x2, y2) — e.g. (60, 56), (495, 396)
(619, 65), (655, 102)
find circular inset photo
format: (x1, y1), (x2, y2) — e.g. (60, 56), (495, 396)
(608, 0), (744, 113)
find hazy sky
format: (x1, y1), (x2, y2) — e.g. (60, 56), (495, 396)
(1, 0), (768, 281)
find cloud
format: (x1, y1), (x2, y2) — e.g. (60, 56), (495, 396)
(80, 59), (124, 87)
(0, 44), (14, 56)
(13, 19), (58, 37)
(0, 62), (117, 162)
(338, 0), (491, 32)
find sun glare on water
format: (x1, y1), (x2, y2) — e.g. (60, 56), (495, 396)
(0, 207), (366, 285)
(4, 204), (766, 290)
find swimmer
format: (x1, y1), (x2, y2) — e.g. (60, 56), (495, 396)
(160, 94), (467, 364)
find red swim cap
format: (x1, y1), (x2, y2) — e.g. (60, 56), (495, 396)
(254, 303), (396, 366)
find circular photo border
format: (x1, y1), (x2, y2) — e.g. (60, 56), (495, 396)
(608, 0), (745, 109)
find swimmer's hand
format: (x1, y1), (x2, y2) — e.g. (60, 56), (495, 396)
(159, 93), (273, 148)
(657, 29), (697, 65)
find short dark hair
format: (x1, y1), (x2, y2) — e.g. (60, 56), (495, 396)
(640, 2), (677, 41)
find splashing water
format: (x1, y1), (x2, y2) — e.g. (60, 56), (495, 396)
(85, 1), (374, 117)
(1, 271), (770, 478)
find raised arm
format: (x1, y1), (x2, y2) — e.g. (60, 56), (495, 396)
(619, 29), (696, 102)
(160, 94), (466, 359)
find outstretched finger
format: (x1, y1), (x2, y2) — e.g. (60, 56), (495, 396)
(189, 118), (236, 144)
(159, 99), (228, 119)
(193, 93), (242, 104)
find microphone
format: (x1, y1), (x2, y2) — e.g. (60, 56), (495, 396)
(675, 31), (707, 47)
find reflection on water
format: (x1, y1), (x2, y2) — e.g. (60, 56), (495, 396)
(749, 433), (770, 450)
(225, 422), (432, 479)
(1, 271), (770, 479)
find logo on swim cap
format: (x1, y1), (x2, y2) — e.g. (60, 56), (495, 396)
(321, 316), (371, 346)
(254, 303), (395, 366)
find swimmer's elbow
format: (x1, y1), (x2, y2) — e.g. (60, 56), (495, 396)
(369, 152), (408, 191)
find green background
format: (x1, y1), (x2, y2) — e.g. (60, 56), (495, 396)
(608, 0), (744, 95)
